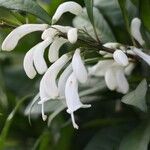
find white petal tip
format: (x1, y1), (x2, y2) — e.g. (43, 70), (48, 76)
(42, 115), (47, 121)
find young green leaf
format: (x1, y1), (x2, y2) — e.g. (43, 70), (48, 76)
(0, 0), (51, 24)
(121, 79), (147, 112)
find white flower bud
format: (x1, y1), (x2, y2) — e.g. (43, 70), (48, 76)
(133, 47), (150, 65)
(72, 48), (88, 83)
(52, 1), (82, 24)
(65, 73), (91, 129)
(113, 50), (129, 66)
(131, 18), (145, 45)
(2, 24), (48, 51)
(48, 37), (68, 62)
(33, 38), (52, 74)
(67, 28), (78, 44)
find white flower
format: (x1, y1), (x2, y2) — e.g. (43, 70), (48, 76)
(132, 47), (150, 65)
(2, 24), (48, 51)
(105, 64), (129, 94)
(72, 48), (88, 83)
(23, 38), (52, 78)
(52, 1), (83, 24)
(125, 63), (135, 75)
(41, 27), (58, 40)
(23, 47), (36, 79)
(38, 54), (70, 104)
(113, 49), (129, 66)
(33, 38), (52, 74)
(105, 67), (117, 90)
(58, 64), (72, 98)
(115, 67), (129, 94)
(131, 18), (145, 45)
(67, 28), (78, 44)
(88, 60), (114, 77)
(65, 73), (91, 129)
(48, 37), (68, 62)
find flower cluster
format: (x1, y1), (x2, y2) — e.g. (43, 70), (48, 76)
(1, 1), (150, 129)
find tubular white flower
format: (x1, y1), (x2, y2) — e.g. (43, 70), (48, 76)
(38, 54), (70, 104)
(33, 38), (52, 74)
(133, 47), (150, 65)
(105, 67), (117, 90)
(116, 68), (129, 94)
(65, 73), (91, 129)
(41, 27), (58, 40)
(67, 28), (78, 44)
(131, 18), (145, 45)
(48, 37), (68, 62)
(23, 48), (36, 79)
(2, 24), (48, 51)
(52, 1), (83, 24)
(58, 64), (72, 98)
(72, 48), (87, 83)
(113, 49), (129, 66)
(88, 60), (114, 77)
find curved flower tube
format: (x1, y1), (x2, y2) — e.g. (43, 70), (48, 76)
(52, 1), (83, 24)
(2, 24), (48, 51)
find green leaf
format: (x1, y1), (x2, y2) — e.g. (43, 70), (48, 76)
(121, 79), (147, 112)
(140, 0), (150, 32)
(0, 7), (21, 25)
(119, 121), (150, 150)
(0, 0), (51, 24)
(84, 124), (135, 150)
(84, 0), (94, 25)
(118, 0), (135, 45)
(73, 7), (116, 42)
(0, 95), (31, 150)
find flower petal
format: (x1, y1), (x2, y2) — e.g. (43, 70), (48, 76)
(116, 68), (129, 94)
(113, 49), (129, 66)
(38, 54), (70, 103)
(2, 24), (48, 51)
(105, 67), (117, 90)
(33, 38), (52, 74)
(58, 64), (72, 98)
(72, 48), (87, 83)
(131, 18), (145, 45)
(41, 27), (58, 40)
(48, 37), (68, 62)
(23, 48), (36, 79)
(65, 73), (91, 129)
(67, 28), (78, 44)
(52, 1), (82, 24)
